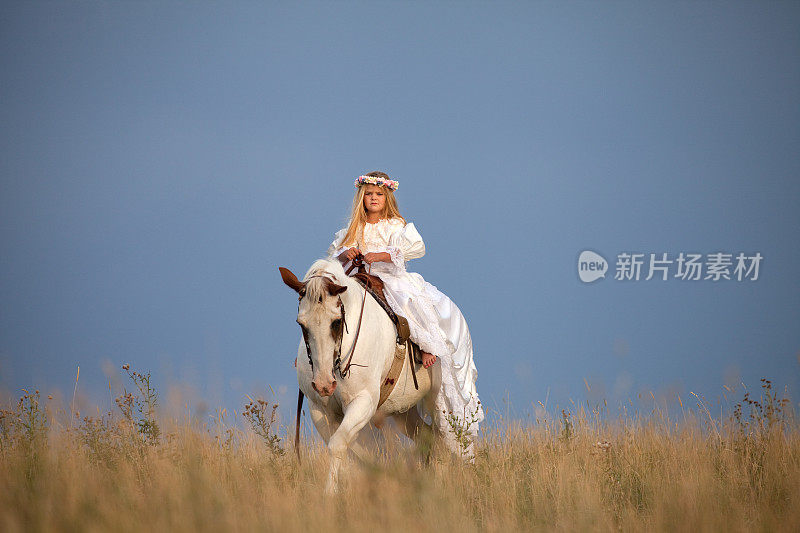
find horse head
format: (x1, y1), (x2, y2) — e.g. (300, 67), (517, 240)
(279, 263), (348, 397)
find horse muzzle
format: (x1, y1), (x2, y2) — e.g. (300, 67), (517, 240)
(311, 377), (337, 397)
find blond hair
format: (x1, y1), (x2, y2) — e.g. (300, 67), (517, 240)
(340, 171), (405, 248)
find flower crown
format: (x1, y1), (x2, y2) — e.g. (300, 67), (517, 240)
(354, 174), (399, 191)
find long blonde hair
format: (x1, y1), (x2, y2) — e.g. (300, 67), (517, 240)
(340, 171), (405, 248)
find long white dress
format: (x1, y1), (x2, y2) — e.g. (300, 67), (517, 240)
(327, 217), (484, 454)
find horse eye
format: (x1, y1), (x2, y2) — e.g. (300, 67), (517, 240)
(331, 319), (341, 330)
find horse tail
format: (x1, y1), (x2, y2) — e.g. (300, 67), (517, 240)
(295, 389), (304, 463)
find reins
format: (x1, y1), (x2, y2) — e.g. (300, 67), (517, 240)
(300, 256), (370, 379)
(339, 257), (369, 378)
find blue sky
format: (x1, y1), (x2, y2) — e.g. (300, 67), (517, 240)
(1, 1), (798, 424)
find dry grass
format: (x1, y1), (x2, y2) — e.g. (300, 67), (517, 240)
(1, 371), (798, 532)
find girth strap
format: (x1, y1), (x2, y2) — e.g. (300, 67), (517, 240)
(377, 344), (407, 408)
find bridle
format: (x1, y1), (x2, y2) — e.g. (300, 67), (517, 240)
(299, 257), (369, 379)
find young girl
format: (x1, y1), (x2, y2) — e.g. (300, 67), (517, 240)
(327, 171), (484, 454)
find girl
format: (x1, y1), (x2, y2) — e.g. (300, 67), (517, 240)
(327, 171), (484, 454)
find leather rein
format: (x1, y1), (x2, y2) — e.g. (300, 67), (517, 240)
(301, 255), (370, 380)
(339, 256), (369, 377)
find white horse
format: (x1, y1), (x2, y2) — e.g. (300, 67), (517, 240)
(280, 259), (440, 493)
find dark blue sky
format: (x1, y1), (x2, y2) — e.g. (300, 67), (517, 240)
(1, 1), (798, 422)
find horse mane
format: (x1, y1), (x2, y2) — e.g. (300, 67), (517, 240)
(302, 259), (355, 302)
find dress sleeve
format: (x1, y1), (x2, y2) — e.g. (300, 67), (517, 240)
(326, 228), (348, 260)
(385, 221), (425, 272)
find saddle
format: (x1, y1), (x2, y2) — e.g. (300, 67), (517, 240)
(350, 272), (411, 344)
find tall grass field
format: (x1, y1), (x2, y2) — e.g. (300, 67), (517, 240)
(1, 367), (798, 532)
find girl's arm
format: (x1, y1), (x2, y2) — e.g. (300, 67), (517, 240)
(392, 223), (425, 261)
(363, 222), (425, 269)
(362, 251), (391, 264)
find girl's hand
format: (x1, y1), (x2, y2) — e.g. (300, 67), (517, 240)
(363, 252), (391, 264)
(339, 247), (361, 262)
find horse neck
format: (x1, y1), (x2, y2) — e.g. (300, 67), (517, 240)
(338, 274), (363, 309)
(339, 276), (366, 337)
(340, 277), (394, 370)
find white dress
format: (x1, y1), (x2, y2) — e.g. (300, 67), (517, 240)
(327, 217), (484, 454)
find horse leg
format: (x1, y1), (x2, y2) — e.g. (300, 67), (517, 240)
(325, 391), (375, 494)
(309, 401), (376, 463)
(309, 401), (339, 444)
(392, 407), (435, 461)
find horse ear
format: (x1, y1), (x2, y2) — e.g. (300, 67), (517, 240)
(327, 283), (347, 296)
(279, 267), (305, 293)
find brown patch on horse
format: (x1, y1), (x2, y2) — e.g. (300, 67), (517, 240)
(279, 267), (305, 294)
